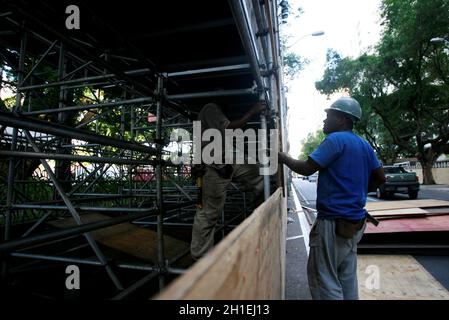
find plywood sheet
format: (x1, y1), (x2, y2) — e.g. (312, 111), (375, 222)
(366, 199), (449, 212)
(370, 208), (428, 217)
(375, 215), (427, 221)
(155, 188), (286, 300)
(49, 213), (188, 262)
(365, 215), (449, 234)
(358, 255), (449, 300)
(425, 208), (449, 215)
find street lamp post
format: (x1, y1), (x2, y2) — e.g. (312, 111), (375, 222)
(430, 37), (449, 55)
(430, 37), (449, 46)
(286, 31), (325, 49)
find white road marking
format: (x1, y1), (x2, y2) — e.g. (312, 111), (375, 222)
(293, 181), (311, 204)
(287, 235), (304, 241)
(291, 183), (310, 256)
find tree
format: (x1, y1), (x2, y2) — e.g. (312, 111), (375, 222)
(299, 129), (325, 160)
(354, 105), (406, 165)
(282, 51), (308, 81)
(315, 0), (449, 184)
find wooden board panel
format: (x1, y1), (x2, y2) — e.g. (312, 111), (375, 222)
(425, 208), (449, 214)
(366, 199), (449, 212)
(370, 207), (449, 220)
(365, 215), (449, 234)
(358, 255), (449, 300)
(370, 208), (428, 217)
(155, 188), (285, 300)
(375, 215), (427, 221)
(49, 214), (188, 262)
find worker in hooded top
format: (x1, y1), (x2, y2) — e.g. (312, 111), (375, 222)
(278, 96), (386, 300)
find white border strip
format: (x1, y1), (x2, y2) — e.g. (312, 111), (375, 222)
(286, 235), (304, 241)
(294, 182), (311, 204)
(291, 182), (311, 255)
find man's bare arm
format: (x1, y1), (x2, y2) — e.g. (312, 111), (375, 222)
(227, 101), (266, 129)
(278, 152), (321, 176)
(368, 167), (386, 192)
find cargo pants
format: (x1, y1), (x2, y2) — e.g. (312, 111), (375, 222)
(307, 218), (366, 300)
(190, 164), (264, 260)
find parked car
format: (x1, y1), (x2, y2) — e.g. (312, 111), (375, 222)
(377, 165), (420, 199)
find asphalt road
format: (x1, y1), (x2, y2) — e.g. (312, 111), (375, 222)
(293, 178), (449, 210)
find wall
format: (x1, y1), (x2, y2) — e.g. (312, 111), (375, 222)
(411, 168), (449, 185)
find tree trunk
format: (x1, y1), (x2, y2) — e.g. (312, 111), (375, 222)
(417, 143), (439, 185)
(421, 162), (436, 184)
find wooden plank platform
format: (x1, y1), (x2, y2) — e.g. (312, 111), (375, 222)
(366, 199), (449, 212)
(155, 188), (286, 300)
(49, 213), (189, 262)
(370, 208), (428, 218)
(358, 255), (449, 300)
(365, 215), (449, 234)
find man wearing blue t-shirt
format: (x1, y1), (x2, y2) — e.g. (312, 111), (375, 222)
(279, 97), (385, 300)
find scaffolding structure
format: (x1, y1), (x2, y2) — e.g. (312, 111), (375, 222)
(0, 0), (287, 299)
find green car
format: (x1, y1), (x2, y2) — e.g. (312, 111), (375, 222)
(377, 166), (420, 199)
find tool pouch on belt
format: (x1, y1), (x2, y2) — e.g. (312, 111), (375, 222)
(335, 218), (365, 239)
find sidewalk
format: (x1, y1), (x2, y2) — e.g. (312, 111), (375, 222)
(285, 185), (312, 300)
(420, 184), (449, 192)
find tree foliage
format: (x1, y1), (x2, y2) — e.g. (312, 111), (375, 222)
(282, 50), (308, 81)
(315, 0), (449, 184)
(299, 129), (325, 160)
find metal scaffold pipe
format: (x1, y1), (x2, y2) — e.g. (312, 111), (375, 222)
(4, 32), (27, 245)
(18, 68), (152, 91)
(167, 87), (256, 100)
(228, 0), (265, 91)
(0, 111), (158, 155)
(0, 201), (194, 255)
(10, 253), (103, 266)
(23, 130), (124, 290)
(23, 97), (154, 116)
(229, 0), (274, 200)
(166, 63), (250, 77)
(155, 76), (166, 289)
(8, 204), (159, 212)
(0, 0), (289, 299)
(260, 111), (271, 201)
(3, 3), (153, 96)
(0, 150), (156, 166)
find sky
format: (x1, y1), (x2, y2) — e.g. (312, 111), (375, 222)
(282, 0), (383, 158)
